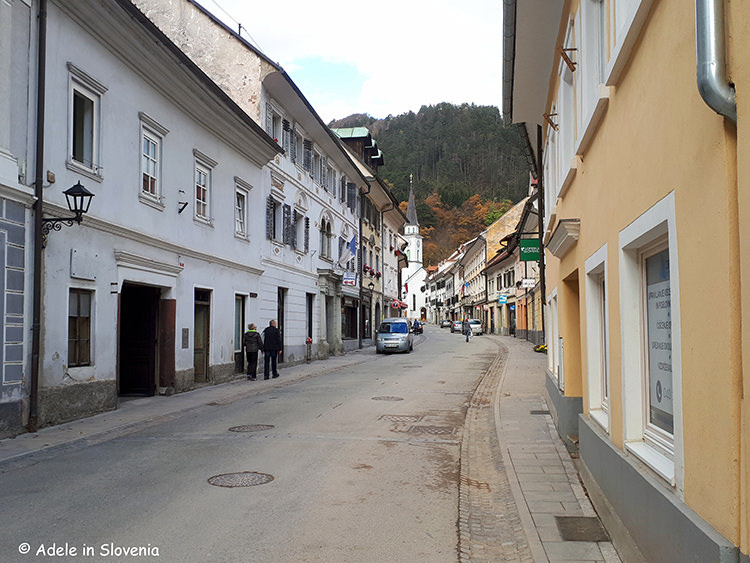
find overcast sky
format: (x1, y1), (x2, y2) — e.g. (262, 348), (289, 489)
(202, 0), (503, 123)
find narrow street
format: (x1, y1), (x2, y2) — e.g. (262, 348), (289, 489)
(0, 328), (619, 562)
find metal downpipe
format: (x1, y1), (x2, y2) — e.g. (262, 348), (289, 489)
(695, 0), (736, 122)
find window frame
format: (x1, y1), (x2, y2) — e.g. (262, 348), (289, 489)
(585, 244), (610, 432)
(138, 113), (169, 210)
(68, 288), (93, 368)
(193, 149), (217, 226)
(67, 63), (107, 180)
(619, 192), (682, 489)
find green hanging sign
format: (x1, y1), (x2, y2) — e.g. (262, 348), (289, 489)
(520, 238), (540, 261)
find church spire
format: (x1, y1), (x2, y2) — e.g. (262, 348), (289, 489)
(406, 173), (419, 227)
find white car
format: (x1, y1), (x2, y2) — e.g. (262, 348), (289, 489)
(468, 319), (483, 335)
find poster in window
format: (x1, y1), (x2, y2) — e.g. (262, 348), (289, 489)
(646, 249), (673, 434)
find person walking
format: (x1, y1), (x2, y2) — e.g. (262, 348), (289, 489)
(463, 318), (472, 342)
(242, 323), (263, 381)
(262, 319), (282, 380)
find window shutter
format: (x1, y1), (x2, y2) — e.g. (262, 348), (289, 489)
(330, 170), (337, 198)
(266, 104), (274, 136)
(347, 182), (356, 212)
(304, 217), (310, 252)
(282, 204), (292, 245)
(266, 196), (275, 239)
(321, 157), (328, 188)
(282, 119), (291, 154)
(303, 140), (313, 171)
(290, 127), (297, 163)
(291, 211), (299, 249)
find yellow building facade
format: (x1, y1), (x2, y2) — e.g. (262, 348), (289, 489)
(504, 1), (750, 561)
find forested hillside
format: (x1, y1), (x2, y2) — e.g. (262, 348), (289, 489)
(330, 103), (530, 266)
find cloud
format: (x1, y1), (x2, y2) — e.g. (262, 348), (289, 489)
(207, 0), (502, 121)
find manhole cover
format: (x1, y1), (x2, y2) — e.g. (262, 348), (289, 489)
(409, 425), (456, 435)
(379, 414), (422, 423)
(228, 424), (275, 433)
(555, 516), (610, 541)
(372, 396), (403, 401)
(208, 471), (274, 488)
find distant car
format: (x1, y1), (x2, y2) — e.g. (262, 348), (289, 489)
(451, 320), (463, 333)
(468, 319), (483, 335)
(412, 320), (423, 334)
(440, 319), (452, 328)
(375, 318), (414, 354)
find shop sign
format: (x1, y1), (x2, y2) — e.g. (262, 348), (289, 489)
(521, 278), (536, 289)
(343, 272), (357, 286)
(498, 295), (507, 304)
(520, 239), (540, 261)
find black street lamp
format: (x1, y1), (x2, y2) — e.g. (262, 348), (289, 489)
(41, 181), (94, 245)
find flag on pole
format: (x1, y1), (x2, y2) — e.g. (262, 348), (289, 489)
(338, 236), (356, 267)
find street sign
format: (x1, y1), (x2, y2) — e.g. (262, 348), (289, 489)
(521, 278), (536, 289)
(498, 295), (507, 304)
(520, 238), (540, 261)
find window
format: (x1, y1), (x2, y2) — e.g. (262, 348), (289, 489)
(193, 150), (216, 224)
(68, 63), (107, 178)
(340, 175), (347, 202)
(235, 189), (247, 237)
(266, 196), (280, 241)
(142, 134), (158, 196)
(69, 289), (92, 367)
(585, 244), (609, 431)
(266, 103), (281, 143)
(195, 164), (210, 220)
(327, 164), (336, 196)
(320, 217), (333, 259)
(620, 192), (681, 486)
(138, 113), (169, 207)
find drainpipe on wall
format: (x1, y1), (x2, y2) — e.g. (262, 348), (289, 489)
(695, 0), (737, 122)
(28, 0), (47, 433)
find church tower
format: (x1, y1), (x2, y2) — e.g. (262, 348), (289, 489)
(402, 174), (426, 319)
(403, 174), (422, 272)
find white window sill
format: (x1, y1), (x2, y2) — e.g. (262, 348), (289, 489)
(234, 232), (250, 243)
(139, 193), (165, 211)
(589, 409), (609, 433)
(625, 440), (675, 486)
(194, 216), (213, 228)
(576, 85), (611, 156)
(66, 159), (103, 183)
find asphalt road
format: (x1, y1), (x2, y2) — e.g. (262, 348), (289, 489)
(0, 326), (499, 563)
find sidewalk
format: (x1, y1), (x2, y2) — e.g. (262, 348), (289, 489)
(0, 349), (375, 468)
(458, 335), (622, 563)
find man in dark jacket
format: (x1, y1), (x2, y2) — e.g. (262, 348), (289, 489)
(242, 323), (263, 380)
(262, 319), (282, 380)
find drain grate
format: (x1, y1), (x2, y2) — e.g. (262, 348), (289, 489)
(530, 409), (550, 415)
(372, 396), (404, 401)
(228, 424), (275, 433)
(555, 516), (610, 542)
(379, 414), (422, 423)
(460, 475), (491, 491)
(208, 471), (274, 488)
(409, 425), (456, 436)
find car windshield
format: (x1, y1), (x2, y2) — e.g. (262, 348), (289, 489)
(469, 320), (481, 325)
(379, 322), (408, 334)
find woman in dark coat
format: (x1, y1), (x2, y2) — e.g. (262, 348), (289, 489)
(242, 323), (263, 380)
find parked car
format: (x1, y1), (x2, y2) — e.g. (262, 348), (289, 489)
(451, 320), (463, 333)
(412, 320), (423, 334)
(468, 319), (483, 335)
(440, 319), (452, 328)
(375, 318), (414, 354)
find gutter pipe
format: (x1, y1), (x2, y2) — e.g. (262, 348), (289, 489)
(696, 0), (736, 122)
(28, 0), (47, 432)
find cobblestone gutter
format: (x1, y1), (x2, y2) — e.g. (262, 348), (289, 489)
(457, 344), (535, 563)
